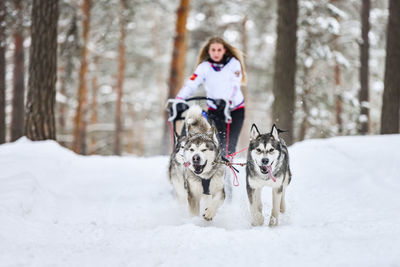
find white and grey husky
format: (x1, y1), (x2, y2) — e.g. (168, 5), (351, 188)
(168, 131), (187, 204)
(168, 105), (210, 204)
(183, 128), (226, 221)
(246, 124), (292, 226)
(168, 105), (227, 221)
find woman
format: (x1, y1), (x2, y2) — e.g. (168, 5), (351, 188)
(176, 37), (247, 155)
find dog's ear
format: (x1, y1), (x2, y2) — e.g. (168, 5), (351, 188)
(187, 124), (192, 135)
(187, 127), (194, 139)
(271, 124), (279, 140)
(209, 126), (219, 145)
(250, 124), (260, 141)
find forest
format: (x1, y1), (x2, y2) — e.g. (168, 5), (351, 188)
(0, 0), (399, 156)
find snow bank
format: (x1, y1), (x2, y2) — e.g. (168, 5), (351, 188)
(0, 135), (399, 266)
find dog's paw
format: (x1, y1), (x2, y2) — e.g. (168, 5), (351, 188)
(202, 207), (215, 221)
(251, 213), (264, 226)
(268, 215), (278, 227)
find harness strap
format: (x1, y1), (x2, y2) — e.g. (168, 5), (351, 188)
(226, 122), (230, 156)
(168, 121), (175, 151)
(201, 179), (211, 195)
(225, 147), (248, 186)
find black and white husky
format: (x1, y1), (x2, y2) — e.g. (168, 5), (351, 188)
(168, 105), (210, 204)
(168, 132), (187, 204)
(246, 124), (292, 226)
(168, 105), (227, 221)
(183, 129), (226, 221)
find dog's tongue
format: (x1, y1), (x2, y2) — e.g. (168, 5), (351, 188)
(266, 165), (276, 182)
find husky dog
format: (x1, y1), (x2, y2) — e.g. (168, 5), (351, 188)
(168, 132), (188, 204)
(184, 104), (211, 134)
(168, 105), (212, 205)
(183, 128), (226, 221)
(246, 124), (292, 226)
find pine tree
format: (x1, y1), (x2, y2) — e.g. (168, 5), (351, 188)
(114, 0), (128, 155)
(0, 0), (6, 144)
(272, 0), (298, 145)
(72, 0), (91, 154)
(168, 0), (190, 101)
(10, 0), (25, 141)
(359, 0), (370, 134)
(161, 0), (190, 154)
(381, 0), (400, 134)
(25, 0), (59, 140)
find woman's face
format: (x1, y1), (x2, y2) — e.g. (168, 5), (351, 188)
(208, 43), (226, 62)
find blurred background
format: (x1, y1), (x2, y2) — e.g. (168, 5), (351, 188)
(0, 0), (398, 156)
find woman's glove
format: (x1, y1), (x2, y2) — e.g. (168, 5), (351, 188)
(175, 102), (189, 120)
(166, 98), (189, 122)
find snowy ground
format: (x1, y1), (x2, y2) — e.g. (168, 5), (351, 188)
(0, 135), (400, 267)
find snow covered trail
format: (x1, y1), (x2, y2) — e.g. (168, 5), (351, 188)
(0, 135), (399, 266)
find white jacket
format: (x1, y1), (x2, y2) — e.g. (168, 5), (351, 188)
(176, 57), (244, 110)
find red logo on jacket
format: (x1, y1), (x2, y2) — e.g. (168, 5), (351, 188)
(190, 73), (198, 81)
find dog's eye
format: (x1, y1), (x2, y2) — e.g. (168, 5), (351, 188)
(269, 148), (274, 153)
(256, 148), (262, 153)
(201, 149), (207, 152)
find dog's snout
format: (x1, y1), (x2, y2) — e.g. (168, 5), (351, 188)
(261, 158), (269, 165)
(192, 154), (201, 164)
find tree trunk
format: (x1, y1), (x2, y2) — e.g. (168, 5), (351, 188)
(298, 89), (310, 141)
(11, 0), (25, 141)
(168, 0), (190, 99)
(335, 93), (343, 134)
(126, 103), (135, 154)
(334, 64), (343, 134)
(72, 0), (91, 154)
(58, 14), (78, 147)
(381, 0), (400, 134)
(152, 14), (167, 110)
(161, 0), (190, 154)
(0, 0), (6, 144)
(25, 0), (58, 140)
(331, 1), (343, 135)
(272, 0), (298, 146)
(299, 66), (311, 142)
(89, 57), (98, 155)
(241, 14), (248, 98)
(58, 64), (67, 146)
(114, 0), (127, 155)
(359, 0), (370, 134)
